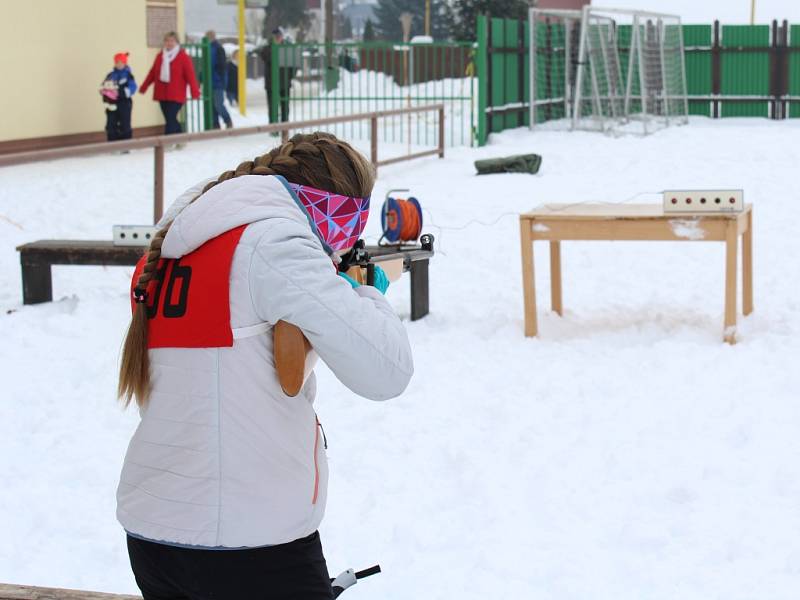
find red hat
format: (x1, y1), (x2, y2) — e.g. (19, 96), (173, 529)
(114, 52), (129, 64)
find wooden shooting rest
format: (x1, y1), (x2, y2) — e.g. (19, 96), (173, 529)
(519, 204), (754, 344)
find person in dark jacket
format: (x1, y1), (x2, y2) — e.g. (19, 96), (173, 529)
(226, 49), (239, 106)
(140, 31), (201, 135)
(100, 52), (137, 141)
(206, 30), (233, 129)
(259, 27), (294, 123)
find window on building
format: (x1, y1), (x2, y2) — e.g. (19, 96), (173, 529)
(147, 0), (178, 48)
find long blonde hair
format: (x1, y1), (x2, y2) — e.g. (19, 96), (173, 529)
(118, 132), (375, 407)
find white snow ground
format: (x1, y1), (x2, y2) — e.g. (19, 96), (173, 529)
(1, 118), (800, 599)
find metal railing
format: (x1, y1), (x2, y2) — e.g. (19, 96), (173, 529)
(269, 41), (476, 146)
(0, 105), (445, 224)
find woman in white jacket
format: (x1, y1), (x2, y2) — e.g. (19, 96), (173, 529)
(117, 132), (413, 599)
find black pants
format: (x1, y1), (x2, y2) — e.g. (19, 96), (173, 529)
(265, 87), (290, 123)
(127, 532), (333, 600)
(106, 99), (132, 141)
(159, 100), (183, 135)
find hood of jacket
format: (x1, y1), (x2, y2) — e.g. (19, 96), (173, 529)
(161, 174), (331, 260)
(109, 65), (132, 78)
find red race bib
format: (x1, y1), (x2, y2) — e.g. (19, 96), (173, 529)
(130, 225), (247, 349)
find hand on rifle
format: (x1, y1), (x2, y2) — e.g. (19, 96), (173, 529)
(339, 265), (390, 295)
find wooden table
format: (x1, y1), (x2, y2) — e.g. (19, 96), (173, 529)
(519, 204), (753, 344)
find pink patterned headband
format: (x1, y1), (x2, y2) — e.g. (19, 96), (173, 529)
(287, 181), (370, 252)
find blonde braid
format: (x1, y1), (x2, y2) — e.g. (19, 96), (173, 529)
(119, 132), (375, 408)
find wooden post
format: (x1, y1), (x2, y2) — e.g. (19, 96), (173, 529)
(438, 106), (445, 158)
(520, 218), (538, 337)
(281, 128), (289, 143)
(743, 210), (754, 315)
(724, 219), (738, 344)
(549, 241), (563, 316)
(153, 144), (164, 224)
(370, 116), (378, 165)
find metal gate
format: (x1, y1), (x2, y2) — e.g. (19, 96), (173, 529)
(182, 40), (214, 133)
(269, 41), (477, 147)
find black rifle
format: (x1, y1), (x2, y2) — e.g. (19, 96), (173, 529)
(337, 235), (435, 286)
(331, 564), (382, 597)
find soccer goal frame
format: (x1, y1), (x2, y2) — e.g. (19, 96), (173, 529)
(529, 6), (689, 135)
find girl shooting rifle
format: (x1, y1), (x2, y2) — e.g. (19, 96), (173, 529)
(117, 132), (413, 599)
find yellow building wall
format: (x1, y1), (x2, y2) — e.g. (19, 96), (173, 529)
(0, 0), (185, 143)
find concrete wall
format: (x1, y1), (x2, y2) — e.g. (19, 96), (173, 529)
(0, 0), (185, 146)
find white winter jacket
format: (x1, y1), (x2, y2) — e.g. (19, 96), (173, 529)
(116, 174), (413, 548)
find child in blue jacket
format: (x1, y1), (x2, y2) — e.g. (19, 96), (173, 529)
(100, 52), (138, 141)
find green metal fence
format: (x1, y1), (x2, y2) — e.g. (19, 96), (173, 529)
(182, 40), (214, 133)
(269, 41), (476, 147)
(476, 16), (530, 144)
(683, 25), (713, 116)
(477, 15), (800, 144)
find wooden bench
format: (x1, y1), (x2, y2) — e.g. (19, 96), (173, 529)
(0, 582), (140, 599)
(16, 240), (433, 320)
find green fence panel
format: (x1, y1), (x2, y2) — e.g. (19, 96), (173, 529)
(182, 42), (213, 132)
(504, 18), (518, 130)
(790, 25), (800, 117)
(683, 25), (713, 116)
(721, 25), (770, 117)
(477, 15), (488, 145)
(489, 17), (507, 132)
(504, 18), (522, 130)
(484, 17), (530, 132)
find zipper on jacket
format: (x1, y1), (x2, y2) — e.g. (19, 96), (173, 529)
(312, 417), (321, 505)
(319, 419), (328, 449)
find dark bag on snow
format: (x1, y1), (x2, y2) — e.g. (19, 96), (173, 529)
(474, 153), (542, 175)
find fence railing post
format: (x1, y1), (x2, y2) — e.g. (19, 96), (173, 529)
(438, 106), (445, 157)
(712, 20), (721, 118)
(201, 37), (214, 130)
(153, 144), (164, 224)
(370, 115), (378, 165)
